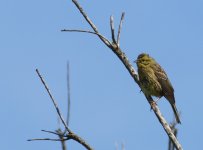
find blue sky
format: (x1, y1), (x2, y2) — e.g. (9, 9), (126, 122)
(1, 0), (203, 149)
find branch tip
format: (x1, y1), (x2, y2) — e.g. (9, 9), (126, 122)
(117, 12), (125, 46)
(110, 15), (116, 43)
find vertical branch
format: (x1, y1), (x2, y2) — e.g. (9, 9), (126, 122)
(115, 142), (119, 150)
(117, 12), (125, 47)
(168, 119), (178, 150)
(110, 16), (116, 43)
(57, 129), (67, 150)
(172, 130), (178, 150)
(168, 138), (172, 150)
(121, 142), (125, 150)
(67, 61), (71, 126)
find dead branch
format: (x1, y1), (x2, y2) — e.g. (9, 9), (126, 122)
(28, 138), (67, 141)
(67, 61), (71, 127)
(36, 69), (71, 133)
(41, 129), (61, 135)
(110, 15), (116, 43)
(30, 69), (94, 150)
(117, 12), (125, 47)
(61, 29), (111, 46)
(71, 0), (111, 48)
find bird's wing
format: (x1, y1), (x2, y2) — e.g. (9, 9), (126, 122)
(153, 63), (175, 104)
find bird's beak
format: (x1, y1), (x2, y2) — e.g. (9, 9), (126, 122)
(134, 59), (137, 63)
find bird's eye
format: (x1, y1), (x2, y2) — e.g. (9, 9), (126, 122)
(141, 60), (146, 63)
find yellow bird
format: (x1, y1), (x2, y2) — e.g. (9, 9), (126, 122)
(135, 53), (181, 124)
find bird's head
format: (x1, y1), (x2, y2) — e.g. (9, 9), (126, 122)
(135, 53), (155, 67)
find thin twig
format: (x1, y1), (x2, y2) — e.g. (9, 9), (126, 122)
(168, 117), (179, 150)
(71, 0), (112, 48)
(67, 61), (71, 126)
(28, 138), (67, 141)
(168, 138), (172, 150)
(72, 0), (98, 33)
(36, 69), (72, 133)
(41, 130), (59, 135)
(110, 15), (116, 43)
(172, 130), (178, 150)
(117, 12), (125, 47)
(61, 29), (111, 47)
(35, 69), (94, 150)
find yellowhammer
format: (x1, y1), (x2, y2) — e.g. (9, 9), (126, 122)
(135, 53), (181, 124)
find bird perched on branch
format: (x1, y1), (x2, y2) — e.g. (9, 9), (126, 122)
(135, 53), (181, 124)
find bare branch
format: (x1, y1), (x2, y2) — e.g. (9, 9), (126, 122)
(67, 61), (71, 126)
(72, 0), (98, 33)
(41, 130), (59, 135)
(61, 29), (111, 46)
(36, 69), (72, 133)
(110, 16), (116, 43)
(67, 133), (93, 150)
(148, 97), (181, 150)
(57, 129), (67, 150)
(28, 138), (66, 141)
(117, 12), (125, 47)
(71, 0), (112, 48)
(172, 130), (178, 150)
(168, 116), (179, 150)
(35, 69), (94, 150)
(168, 138), (172, 150)
(30, 129), (94, 150)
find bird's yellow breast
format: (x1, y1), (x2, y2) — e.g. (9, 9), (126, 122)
(138, 66), (162, 97)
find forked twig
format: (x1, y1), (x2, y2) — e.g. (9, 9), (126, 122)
(72, 0), (111, 48)
(36, 69), (71, 134)
(34, 69), (94, 150)
(61, 29), (111, 46)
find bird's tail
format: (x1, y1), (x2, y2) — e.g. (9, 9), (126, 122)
(171, 103), (181, 124)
